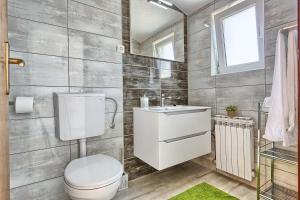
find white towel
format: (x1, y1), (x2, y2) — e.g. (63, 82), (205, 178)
(264, 32), (288, 144)
(285, 29), (298, 146)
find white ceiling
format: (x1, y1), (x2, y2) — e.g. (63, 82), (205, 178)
(131, 0), (212, 43)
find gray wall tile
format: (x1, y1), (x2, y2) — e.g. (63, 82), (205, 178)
(10, 146), (70, 188)
(68, 0), (122, 39)
(216, 69), (265, 88)
(8, 17), (68, 56)
(9, 86), (68, 119)
(69, 58), (122, 87)
(8, 0), (67, 27)
(9, 118), (69, 154)
(10, 52), (68, 86)
(188, 68), (215, 89)
(73, 0), (121, 15)
(188, 48), (211, 71)
(69, 30), (122, 63)
(216, 85), (265, 111)
(11, 177), (69, 200)
(188, 88), (216, 108)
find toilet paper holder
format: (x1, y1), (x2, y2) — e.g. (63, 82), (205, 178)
(10, 97), (34, 114)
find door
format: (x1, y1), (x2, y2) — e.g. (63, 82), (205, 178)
(0, 0), (9, 199)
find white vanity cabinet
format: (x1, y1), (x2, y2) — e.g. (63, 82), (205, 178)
(133, 106), (211, 170)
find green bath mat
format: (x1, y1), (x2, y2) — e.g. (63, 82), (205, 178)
(169, 182), (239, 200)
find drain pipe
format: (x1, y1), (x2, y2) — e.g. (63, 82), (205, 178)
(79, 138), (87, 158)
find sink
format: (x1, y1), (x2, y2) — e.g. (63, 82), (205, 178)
(133, 105), (212, 170)
(139, 105), (211, 113)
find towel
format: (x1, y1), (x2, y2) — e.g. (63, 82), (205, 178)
(264, 32), (288, 144)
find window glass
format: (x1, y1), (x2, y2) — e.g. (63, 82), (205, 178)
(222, 6), (259, 67)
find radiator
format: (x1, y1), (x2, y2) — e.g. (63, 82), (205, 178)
(214, 116), (255, 181)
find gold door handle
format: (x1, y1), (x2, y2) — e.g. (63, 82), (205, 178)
(1, 42), (25, 95)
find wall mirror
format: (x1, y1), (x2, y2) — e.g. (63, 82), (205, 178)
(130, 0), (185, 62)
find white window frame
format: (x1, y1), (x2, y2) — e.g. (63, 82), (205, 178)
(211, 0), (264, 75)
(153, 32), (175, 60)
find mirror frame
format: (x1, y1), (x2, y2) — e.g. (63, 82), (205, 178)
(122, 0), (188, 63)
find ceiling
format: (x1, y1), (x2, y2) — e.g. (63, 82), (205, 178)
(131, 0), (212, 43)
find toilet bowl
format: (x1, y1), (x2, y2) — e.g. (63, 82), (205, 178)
(64, 154), (123, 200)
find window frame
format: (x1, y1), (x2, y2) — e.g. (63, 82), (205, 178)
(211, 0), (264, 75)
(152, 32), (175, 60)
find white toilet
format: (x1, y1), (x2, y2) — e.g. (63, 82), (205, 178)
(54, 93), (123, 200)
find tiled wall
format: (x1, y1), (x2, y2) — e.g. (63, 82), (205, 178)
(188, 0), (297, 190)
(122, 0), (188, 180)
(8, 0), (123, 199)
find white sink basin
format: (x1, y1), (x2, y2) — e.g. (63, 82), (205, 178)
(136, 105), (211, 113)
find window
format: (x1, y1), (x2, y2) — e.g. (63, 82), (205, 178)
(211, 0), (264, 75)
(153, 33), (175, 60)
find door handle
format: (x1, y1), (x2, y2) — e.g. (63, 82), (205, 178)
(1, 42), (25, 95)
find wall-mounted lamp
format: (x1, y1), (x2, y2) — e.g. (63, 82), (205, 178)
(148, 0), (185, 14)
(148, 0), (168, 9)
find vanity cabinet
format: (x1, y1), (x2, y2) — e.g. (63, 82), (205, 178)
(133, 106), (211, 170)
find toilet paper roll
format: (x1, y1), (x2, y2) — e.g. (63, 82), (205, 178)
(15, 97), (34, 114)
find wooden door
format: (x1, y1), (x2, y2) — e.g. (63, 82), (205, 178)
(0, 0), (9, 199)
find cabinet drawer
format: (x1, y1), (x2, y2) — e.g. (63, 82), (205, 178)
(158, 109), (211, 141)
(158, 131), (211, 170)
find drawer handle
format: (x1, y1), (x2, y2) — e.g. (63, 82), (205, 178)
(163, 131), (208, 143)
(164, 109), (208, 115)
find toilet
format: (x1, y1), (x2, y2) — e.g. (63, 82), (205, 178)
(54, 93), (123, 200)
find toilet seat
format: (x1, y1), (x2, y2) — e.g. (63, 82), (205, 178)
(64, 154), (123, 190)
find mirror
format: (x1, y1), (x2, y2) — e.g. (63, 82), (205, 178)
(130, 0), (185, 62)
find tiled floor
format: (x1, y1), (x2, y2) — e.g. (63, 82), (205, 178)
(114, 161), (256, 200)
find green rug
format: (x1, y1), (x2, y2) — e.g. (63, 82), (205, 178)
(169, 182), (239, 200)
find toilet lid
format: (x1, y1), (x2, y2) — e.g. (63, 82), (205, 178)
(64, 154), (123, 189)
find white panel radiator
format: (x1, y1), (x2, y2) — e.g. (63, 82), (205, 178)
(214, 116), (255, 181)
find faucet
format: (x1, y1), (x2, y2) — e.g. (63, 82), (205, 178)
(161, 94), (172, 107)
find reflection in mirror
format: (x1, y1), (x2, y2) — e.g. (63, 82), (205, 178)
(130, 0), (185, 62)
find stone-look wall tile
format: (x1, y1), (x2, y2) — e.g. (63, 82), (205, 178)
(10, 177), (69, 200)
(124, 157), (156, 181)
(188, 28), (210, 54)
(10, 52), (68, 86)
(123, 89), (160, 112)
(8, 0), (67, 27)
(216, 69), (265, 88)
(8, 17), (68, 57)
(124, 135), (134, 159)
(68, 0), (122, 39)
(161, 90), (188, 106)
(10, 146), (70, 188)
(124, 65), (160, 79)
(73, 0), (121, 15)
(9, 118), (69, 154)
(188, 48), (211, 71)
(265, 56), (275, 85)
(188, 68), (215, 89)
(70, 87), (124, 113)
(123, 54), (154, 68)
(124, 113), (133, 136)
(216, 85), (265, 111)
(71, 137), (123, 162)
(69, 58), (122, 88)
(9, 86), (68, 119)
(124, 77), (160, 89)
(265, 0), (297, 29)
(161, 79), (188, 90)
(69, 30), (122, 63)
(189, 88), (216, 108)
